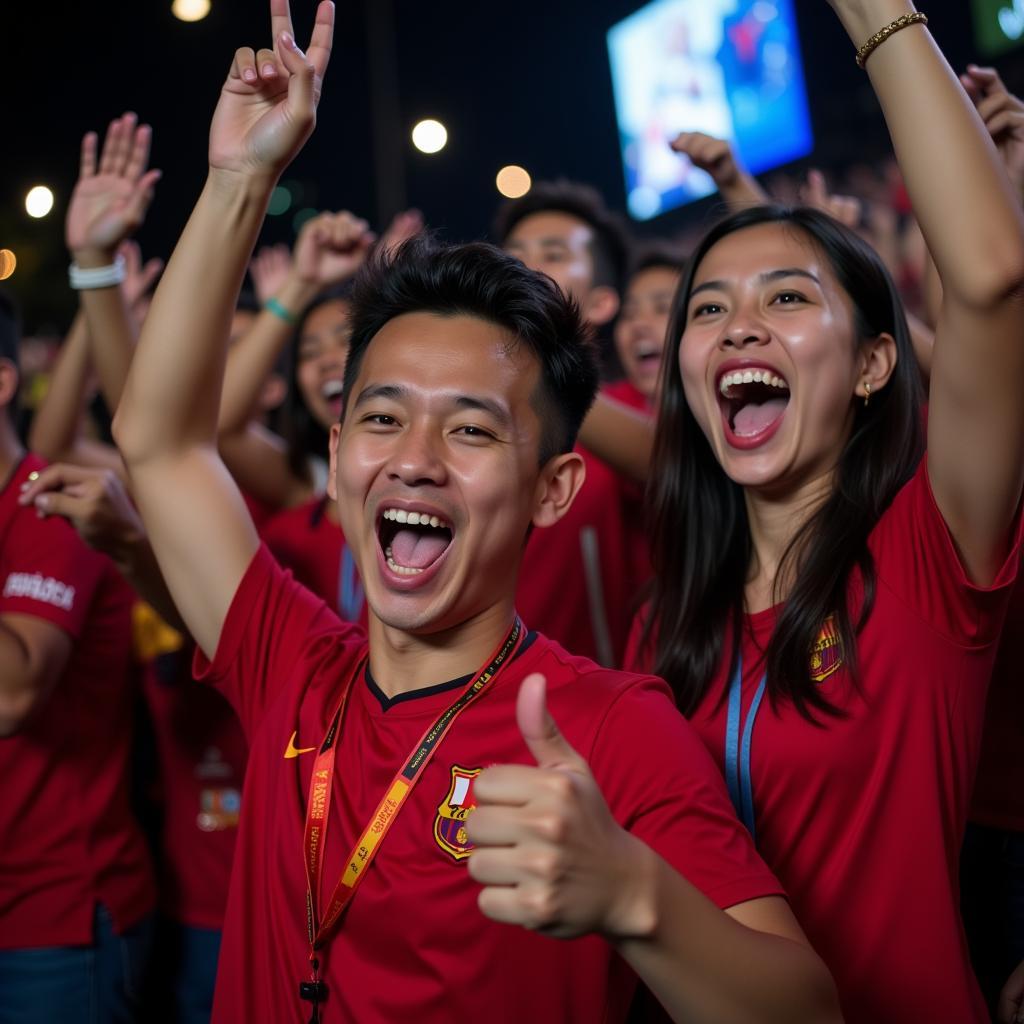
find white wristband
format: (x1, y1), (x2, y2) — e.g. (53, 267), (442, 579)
(68, 254), (126, 290)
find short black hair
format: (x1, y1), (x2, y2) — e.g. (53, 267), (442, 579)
(343, 236), (599, 464)
(493, 180), (630, 293)
(0, 290), (21, 427)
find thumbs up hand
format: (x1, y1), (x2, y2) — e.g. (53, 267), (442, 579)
(466, 673), (656, 941)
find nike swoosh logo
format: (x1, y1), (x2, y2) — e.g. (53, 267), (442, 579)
(284, 731), (317, 759)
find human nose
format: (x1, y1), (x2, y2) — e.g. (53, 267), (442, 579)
(719, 306), (770, 349)
(386, 421), (447, 487)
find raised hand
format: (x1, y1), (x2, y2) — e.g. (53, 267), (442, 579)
(670, 131), (767, 207)
(466, 673), (652, 940)
(800, 169), (861, 229)
(65, 113), (161, 260)
(119, 240), (164, 315)
(377, 209), (425, 258)
(961, 65), (1024, 199)
(291, 210), (375, 289)
(19, 464), (145, 563)
(249, 243), (293, 303)
(208, 0), (335, 180)
(998, 958), (1024, 1024)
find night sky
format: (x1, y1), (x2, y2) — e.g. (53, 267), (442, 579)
(1, 0), (1003, 329)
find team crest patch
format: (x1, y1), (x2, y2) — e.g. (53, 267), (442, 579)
(434, 765), (482, 861)
(809, 616), (844, 683)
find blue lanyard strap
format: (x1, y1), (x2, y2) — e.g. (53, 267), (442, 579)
(725, 658), (767, 842)
(338, 545), (365, 623)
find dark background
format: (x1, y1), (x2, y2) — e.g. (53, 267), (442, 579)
(1, 0), (1013, 329)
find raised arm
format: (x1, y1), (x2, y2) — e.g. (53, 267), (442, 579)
(65, 113), (161, 415)
(217, 210), (373, 510)
(830, 1), (1024, 583)
(112, 0), (335, 657)
(670, 132), (769, 210)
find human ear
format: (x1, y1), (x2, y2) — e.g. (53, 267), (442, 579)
(326, 423), (341, 501)
(531, 451), (586, 529)
(582, 285), (621, 328)
(856, 332), (898, 401)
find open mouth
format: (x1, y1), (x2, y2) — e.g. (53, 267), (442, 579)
(376, 506), (454, 580)
(322, 379), (344, 418)
(634, 341), (664, 371)
(717, 367), (790, 447)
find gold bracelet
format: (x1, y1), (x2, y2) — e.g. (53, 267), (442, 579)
(855, 11), (928, 69)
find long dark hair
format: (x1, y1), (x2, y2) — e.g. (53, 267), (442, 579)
(643, 206), (924, 721)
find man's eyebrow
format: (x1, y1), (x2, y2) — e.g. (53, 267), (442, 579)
(453, 394), (512, 428)
(353, 383), (406, 407)
(689, 268), (821, 300)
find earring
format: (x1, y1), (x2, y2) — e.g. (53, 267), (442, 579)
(863, 381), (872, 407)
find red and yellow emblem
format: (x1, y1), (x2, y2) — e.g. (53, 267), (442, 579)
(809, 616), (844, 683)
(434, 765), (482, 861)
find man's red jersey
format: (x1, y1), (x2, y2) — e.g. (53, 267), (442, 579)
(627, 459), (1023, 1024)
(0, 454), (154, 946)
(196, 545), (781, 1023)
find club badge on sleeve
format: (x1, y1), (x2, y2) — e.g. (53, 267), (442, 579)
(810, 616), (844, 684)
(434, 765), (482, 861)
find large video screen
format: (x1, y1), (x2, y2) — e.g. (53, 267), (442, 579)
(607, 0), (814, 220)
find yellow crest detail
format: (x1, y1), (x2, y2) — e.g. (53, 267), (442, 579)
(809, 616), (844, 683)
(434, 765), (482, 861)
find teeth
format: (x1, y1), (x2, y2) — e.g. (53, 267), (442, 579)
(380, 508), (450, 530)
(718, 370), (790, 396)
(383, 546), (424, 576)
(322, 380), (344, 400)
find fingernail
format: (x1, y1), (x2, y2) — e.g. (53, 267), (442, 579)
(263, 63), (277, 77)
(281, 31), (294, 48)
(36, 495), (49, 510)
(243, 68), (257, 82)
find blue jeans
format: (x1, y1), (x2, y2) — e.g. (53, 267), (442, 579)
(144, 919), (221, 1024)
(961, 822), (1024, 1015)
(0, 905), (154, 1024)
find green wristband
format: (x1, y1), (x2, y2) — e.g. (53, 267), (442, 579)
(265, 297), (299, 325)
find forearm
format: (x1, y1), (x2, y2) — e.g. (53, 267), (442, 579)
(721, 171), (769, 210)
(113, 535), (186, 632)
(577, 393), (653, 483)
(114, 170), (274, 464)
(836, 2), (1024, 304)
(28, 311), (91, 461)
(219, 275), (315, 435)
(0, 628), (54, 737)
(73, 272), (136, 414)
(614, 845), (842, 1024)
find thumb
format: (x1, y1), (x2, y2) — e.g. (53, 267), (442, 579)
(516, 673), (586, 772)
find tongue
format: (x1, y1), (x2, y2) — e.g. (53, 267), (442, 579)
(390, 528), (449, 569)
(734, 397), (787, 437)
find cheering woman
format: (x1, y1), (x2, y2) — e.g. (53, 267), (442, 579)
(630, 3), (1024, 1022)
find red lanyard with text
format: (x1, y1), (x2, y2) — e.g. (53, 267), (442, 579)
(299, 617), (525, 1017)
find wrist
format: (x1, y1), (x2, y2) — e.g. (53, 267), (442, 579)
(831, 0), (918, 47)
(205, 167), (278, 206)
(71, 247), (119, 269)
(277, 273), (320, 313)
(603, 832), (660, 942)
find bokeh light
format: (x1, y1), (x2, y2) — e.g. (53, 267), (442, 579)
(496, 165), (531, 199)
(25, 186), (54, 219)
(172, 0), (211, 22)
(412, 119), (448, 155)
(0, 250), (16, 281)
(268, 185), (292, 216)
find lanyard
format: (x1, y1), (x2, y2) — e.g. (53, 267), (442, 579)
(299, 616), (525, 1015)
(724, 657), (767, 843)
(337, 544), (364, 622)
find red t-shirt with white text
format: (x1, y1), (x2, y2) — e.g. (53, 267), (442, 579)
(626, 459), (1022, 1024)
(0, 454), (154, 946)
(196, 546), (781, 1023)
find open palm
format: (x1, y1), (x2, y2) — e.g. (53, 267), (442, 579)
(66, 113), (161, 256)
(208, 0), (334, 180)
